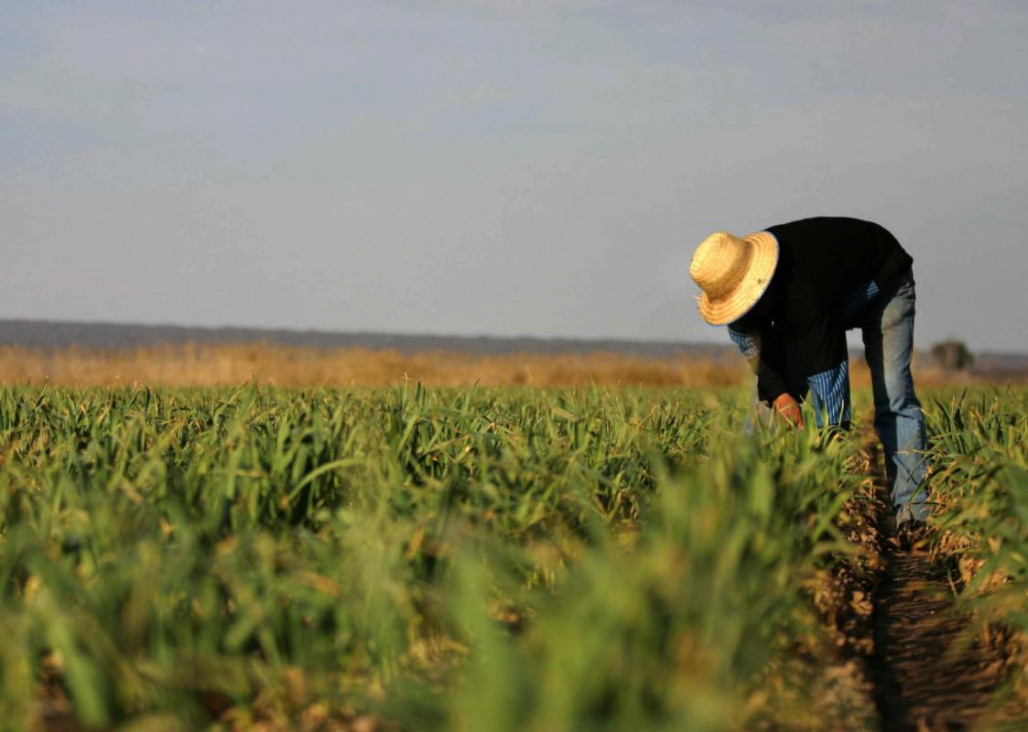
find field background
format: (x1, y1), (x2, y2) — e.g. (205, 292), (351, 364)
(1, 328), (1027, 730)
(1, 318), (1025, 388)
(1, 382), (1025, 730)
(0, 342), (995, 390)
(2, 382), (873, 731)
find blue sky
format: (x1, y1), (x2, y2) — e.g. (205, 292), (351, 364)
(2, 1), (1026, 351)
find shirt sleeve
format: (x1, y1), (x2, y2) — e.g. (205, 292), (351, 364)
(752, 328), (789, 404)
(728, 325), (788, 400)
(807, 360), (852, 428)
(727, 327), (760, 359)
(757, 355), (789, 404)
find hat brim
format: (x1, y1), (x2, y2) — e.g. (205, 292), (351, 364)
(697, 231), (779, 326)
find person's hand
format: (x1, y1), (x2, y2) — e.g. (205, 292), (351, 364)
(773, 393), (805, 429)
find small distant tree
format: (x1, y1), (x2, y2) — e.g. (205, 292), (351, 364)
(931, 340), (974, 373)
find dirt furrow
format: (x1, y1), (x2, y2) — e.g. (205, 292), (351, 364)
(859, 426), (1017, 732)
(870, 518), (1011, 731)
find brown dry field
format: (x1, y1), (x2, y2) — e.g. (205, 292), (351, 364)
(0, 343), (960, 389)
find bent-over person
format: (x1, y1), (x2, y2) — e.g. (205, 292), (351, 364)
(689, 216), (929, 547)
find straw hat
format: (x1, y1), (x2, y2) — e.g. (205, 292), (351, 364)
(689, 230), (779, 325)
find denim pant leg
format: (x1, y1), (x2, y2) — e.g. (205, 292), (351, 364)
(859, 274), (929, 522)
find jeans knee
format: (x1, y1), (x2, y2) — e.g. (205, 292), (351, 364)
(876, 373), (919, 412)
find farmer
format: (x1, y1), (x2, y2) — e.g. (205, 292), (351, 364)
(688, 216), (929, 545)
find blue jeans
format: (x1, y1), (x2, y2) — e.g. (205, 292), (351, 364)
(848, 271), (929, 522)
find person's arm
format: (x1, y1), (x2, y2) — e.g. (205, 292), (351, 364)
(754, 329), (789, 406)
(727, 327), (761, 374)
(730, 325), (803, 428)
(728, 325), (789, 398)
(772, 392), (804, 428)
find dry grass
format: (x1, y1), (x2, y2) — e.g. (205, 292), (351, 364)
(0, 343), (959, 389)
(0, 344), (748, 388)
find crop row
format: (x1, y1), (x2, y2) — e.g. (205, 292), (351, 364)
(0, 384), (878, 729)
(927, 389), (1028, 690)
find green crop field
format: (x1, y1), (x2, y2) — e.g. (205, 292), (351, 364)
(0, 384), (1026, 731)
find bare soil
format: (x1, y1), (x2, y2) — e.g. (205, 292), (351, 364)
(870, 514), (1016, 731)
(854, 439), (1026, 732)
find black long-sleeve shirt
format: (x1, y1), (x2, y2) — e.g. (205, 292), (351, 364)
(726, 217), (913, 425)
